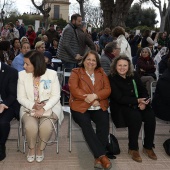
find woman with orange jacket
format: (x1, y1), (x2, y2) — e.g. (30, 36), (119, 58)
(69, 50), (112, 170)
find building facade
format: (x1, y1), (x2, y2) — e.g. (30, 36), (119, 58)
(49, 0), (70, 22)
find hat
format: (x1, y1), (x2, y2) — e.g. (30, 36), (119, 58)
(43, 51), (52, 61)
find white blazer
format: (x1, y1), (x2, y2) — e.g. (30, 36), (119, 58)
(17, 69), (64, 124)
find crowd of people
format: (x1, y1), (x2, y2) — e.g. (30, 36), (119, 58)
(0, 13), (170, 170)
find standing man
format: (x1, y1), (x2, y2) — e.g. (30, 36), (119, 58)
(0, 61), (20, 161)
(77, 21), (96, 56)
(45, 23), (60, 44)
(16, 20), (25, 39)
(57, 14), (82, 69)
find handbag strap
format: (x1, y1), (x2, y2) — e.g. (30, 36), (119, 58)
(132, 79), (138, 98)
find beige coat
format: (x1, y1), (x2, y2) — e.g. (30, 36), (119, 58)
(17, 69), (64, 125)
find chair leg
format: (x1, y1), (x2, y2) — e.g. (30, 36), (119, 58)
(17, 122), (21, 152)
(69, 113), (72, 152)
(141, 123), (144, 145)
(56, 120), (59, 154)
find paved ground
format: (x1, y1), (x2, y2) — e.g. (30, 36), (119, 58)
(1, 114), (170, 170)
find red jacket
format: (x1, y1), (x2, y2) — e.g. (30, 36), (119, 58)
(26, 31), (36, 47)
(69, 67), (111, 113)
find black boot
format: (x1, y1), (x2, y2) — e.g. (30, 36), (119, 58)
(0, 144), (6, 161)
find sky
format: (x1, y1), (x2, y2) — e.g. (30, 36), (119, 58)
(1, 0), (160, 25)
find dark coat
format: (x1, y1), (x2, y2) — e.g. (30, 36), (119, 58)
(159, 54), (169, 74)
(128, 35), (141, 57)
(0, 62), (20, 120)
(152, 69), (170, 121)
(108, 72), (148, 128)
(137, 56), (156, 79)
(77, 28), (96, 56)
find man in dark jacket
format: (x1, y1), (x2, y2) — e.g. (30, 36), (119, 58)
(45, 23), (60, 44)
(15, 20), (25, 39)
(57, 14), (83, 69)
(0, 61), (20, 161)
(77, 21), (96, 56)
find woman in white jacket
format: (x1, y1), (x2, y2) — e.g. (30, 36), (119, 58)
(17, 50), (64, 163)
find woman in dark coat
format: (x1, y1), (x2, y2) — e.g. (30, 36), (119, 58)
(108, 56), (157, 163)
(152, 58), (170, 121)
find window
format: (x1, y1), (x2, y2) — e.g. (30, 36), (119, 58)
(54, 5), (60, 19)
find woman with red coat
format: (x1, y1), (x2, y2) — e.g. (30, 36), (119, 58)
(26, 25), (36, 49)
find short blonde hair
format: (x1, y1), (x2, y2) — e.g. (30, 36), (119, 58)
(35, 41), (45, 49)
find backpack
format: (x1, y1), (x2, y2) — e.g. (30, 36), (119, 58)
(163, 139), (170, 156)
(106, 133), (120, 156)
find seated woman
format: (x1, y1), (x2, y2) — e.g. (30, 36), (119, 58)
(35, 41), (45, 53)
(48, 38), (58, 56)
(152, 58), (170, 121)
(108, 56), (157, 163)
(69, 50), (112, 169)
(137, 47), (156, 96)
(17, 50), (64, 163)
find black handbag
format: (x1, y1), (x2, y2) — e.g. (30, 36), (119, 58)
(106, 133), (120, 156)
(163, 139), (170, 156)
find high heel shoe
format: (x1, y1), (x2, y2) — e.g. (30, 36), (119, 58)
(36, 151), (44, 162)
(27, 154), (35, 163)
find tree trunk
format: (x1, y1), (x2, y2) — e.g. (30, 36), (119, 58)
(79, 2), (85, 21)
(160, 15), (166, 32)
(100, 0), (134, 28)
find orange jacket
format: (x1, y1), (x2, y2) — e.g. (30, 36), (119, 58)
(69, 67), (111, 113)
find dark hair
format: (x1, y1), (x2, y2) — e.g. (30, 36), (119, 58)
(71, 13), (81, 22)
(112, 26), (125, 37)
(51, 38), (58, 46)
(151, 32), (157, 40)
(104, 41), (118, 53)
(110, 56), (134, 77)
(12, 38), (20, 47)
(79, 50), (101, 69)
(143, 30), (150, 37)
(24, 50), (46, 77)
(0, 41), (10, 51)
(8, 22), (14, 27)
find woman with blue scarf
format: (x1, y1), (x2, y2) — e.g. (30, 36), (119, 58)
(17, 50), (64, 163)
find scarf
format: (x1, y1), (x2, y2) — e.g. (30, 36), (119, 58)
(143, 56), (150, 61)
(105, 52), (115, 61)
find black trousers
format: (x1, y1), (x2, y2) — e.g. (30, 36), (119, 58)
(0, 108), (16, 145)
(71, 109), (109, 158)
(123, 106), (156, 150)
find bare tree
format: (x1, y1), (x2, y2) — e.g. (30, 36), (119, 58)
(84, 2), (103, 28)
(31, 0), (53, 30)
(139, 0), (170, 31)
(76, 0), (85, 20)
(99, 0), (134, 28)
(0, 0), (15, 26)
